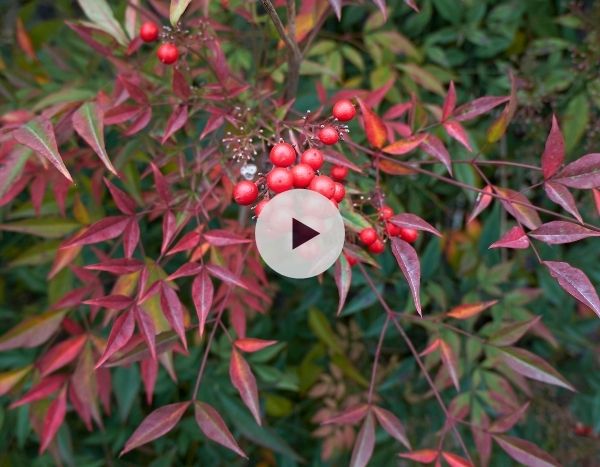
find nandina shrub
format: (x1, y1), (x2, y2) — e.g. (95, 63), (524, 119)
(0, 0), (599, 465)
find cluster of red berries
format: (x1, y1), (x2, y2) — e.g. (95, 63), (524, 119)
(140, 21), (179, 65)
(357, 206), (419, 255)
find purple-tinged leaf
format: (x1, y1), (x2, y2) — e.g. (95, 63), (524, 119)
(159, 282), (188, 351)
(13, 117), (73, 182)
(83, 295), (133, 310)
(65, 216), (129, 247)
(467, 185), (493, 224)
(404, 0), (419, 11)
(420, 135), (452, 175)
(72, 102), (117, 175)
(390, 238), (421, 315)
(350, 412), (375, 467)
(123, 218), (140, 258)
(161, 211), (177, 255)
(529, 221), (600, 244)
(371, 0), (387, 19)
(104, 178), (136, 214)
(96, 310), (135, 368)
(594, 188), (600, 215)
(167, 262), (204, 281)
(444, 120), (472, 151)
(498, 347), (575, 391)
(329, 0), (342, 19)
(382, 133), (427, 155)
(206, 265), (249, 291)
(373, 406), (411, 449)
(488, 316), (541, 347)
(471, 412), (491, 467)
(440, 340), (460, 390)
(322, 404), (369, 425)
(234, 338), (277, 353)
(85, 258), (144, 274)
(544, 261), (600, 319)
(123, 106), (152, 136)
(200, 114), (225, 139)
(192, 269), (213, 337)
(167, 231), (201, 255)
(441, 81), (456, 122)
(134, 305), (156, 361)
(493, 435), (559, 467)
(334, 255), (351, 316)
(203, 229), (251, 246)
(151, 162), (171, 204)
(489, 402), (529, 433)
(454, 96), (510, 122)
(229, 349), (261, 425)
(140, 357), (157, 405)
(541, 115), (564, 179)
(120, 402), (190, 455)
(544, 181), (582, 223)
(161, 104), (188, 144)
(39, 386), (67, 453)
(0, 309), (65, 351)
(553, 153), (600, 189)
(10, 374), (67, 408)
(172, 70), (190, 100)
(389, 213), (442, 237)
(194, 401), (247, 458)
(447, 300), (498, 319)
(495, 187), (541, 230)
(489, 226), (529, 249)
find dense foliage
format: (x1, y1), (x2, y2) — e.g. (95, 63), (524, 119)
(1, 0), (599, 465)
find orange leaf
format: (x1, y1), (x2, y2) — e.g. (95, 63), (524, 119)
(357, 98), (387, 149)
(447, 300), (498, 319)
(382, 134), (427, 155)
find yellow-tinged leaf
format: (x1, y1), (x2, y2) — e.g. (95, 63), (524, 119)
(357, 98), (386, 149)
(0, 310), (66, 351)
(0, 366), (32, 396)
(376, 158), (416, 175)
(447, 300), (498, 319)
(397, 63), (445, 95)
(487, 72), (517, 143)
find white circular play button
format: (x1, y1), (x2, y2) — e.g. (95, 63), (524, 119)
(255, 189), (345, 279)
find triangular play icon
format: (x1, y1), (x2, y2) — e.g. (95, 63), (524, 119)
(292, 218), (320, 249)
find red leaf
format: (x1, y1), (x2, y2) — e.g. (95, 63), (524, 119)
(440, 339), (460, 390)
(553, 153), (600, 189)
(229, 349), (261, 425)
(72, 102), (117, 175)
(194, 401), (247, 458)
(444, 120), (472, 151)
(0, 309), (65, 351)
(489, 226), (529, 249)
(140, 357), (158, 405)
(13, 117), (73, 182)
(85, 258), (144, 274)
(172, 70), (190, 100)
(594, 188), (600, 215)
(529, 221), (600, 244)
(134, 305), (157, 361)
(357, 98), (387, 149)
(373, 406), (411, 449)
(120, 402), (190, 455)
(467, 185), (494, 224)
(419, 338), (440, 356)
(349, 412), (375, 467)
(544, 182), (582, 223)
(399, 449), (438, 463)
(161, 104), (188, 144)
(151, 164), (171, 204)
(200, 114), (225, 139)
(159, 282), (188, 350)
(192, 269), (213, 337)
(96, 310), (135, 368)
(104, 178), (136, 214)
(167, 231), (201, 255)
(234, 338), (277, 353)
(161, 211), (177, 255)
(123, 106), (152, 136)
(206, 264), (249, 291)
(203, 229), (251, 246)
(123, 218), (140, 258)
(39, 386), (67, 453)
(541, 115), (564, 179)
(334, 254), (352, 316)
(390, 238), (421, 316)
(441, 81), (456, 122)
(441, 452), (473, 467)
(447, 300), (498, 319)
(382, 133), (427, 155)
(10, 374), (67, 408)
(454, 96), (510, 122)
(322, 404), (369, 425)
(389, 213), (442, 237)
(420, 135), (452, 175)
(37, 335), (87, 377)
(493, 435), (559, 467)
(488, 316), (541, 347)
(494, 187), (541, 230)
(544, 261), (600, 319)
(490, 401), (529, 433)
(167, 262), (204, 281)
(65, 216), (130, 247)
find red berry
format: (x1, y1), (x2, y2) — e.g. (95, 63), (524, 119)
(157, 43), (179, 64)
(399, 227), (419, 243)
(379, 205), (394, 220)
(266, 167), (293, 193)
(332, 99), (356, 122)
(318, 126), (339, 145)
(291, 163), (315, 188)
(344, 252), (358, 266)
(332, 182), (345, 202)
(233, 181), (258, 205)
(269, 142), (296, 167)
(309, 175), (336, 199)
(254, 199), (269, 217)
(359, 227), (377, 245)
(330, 165), (348, 181)
(140, 21), (159, 42)
(386, 222), (402, 237)
(369, 239), (385, 254)
(300, 148), (324, 170)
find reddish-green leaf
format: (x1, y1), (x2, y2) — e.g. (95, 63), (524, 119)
(494, 187), (541, 230)
(447, 300), (498, 319)
(10, 374), (67, 408)
(487, 72), (517, 143)
(440, 339), (460, 390)
(488, 316), (541, 347)
(0, 309), (65, 351)
(161, 104), (188, 144)
(357, 98), (387, 149)
(553, 153), (600, 189)
(373, 406), (410, 449)
(467, 185), (494, 224)
(390, 238), (421, 316)
(234, 338), (277, 353)
(544, 182), (582, 223)
(159, 282), (188, 350)
(544, 261), (600, 319)
(420, 135), (452, 175)
(382, 133), (427, 155)
(13, 117), (73, 182)
(134, 305), (157, 361)
(529, 221), (600, 244)
(541, 115), (564, 179)
(398, 449), (438, 463)
(66, 216), (129, 247)
(322, 404), (369, 425)
(121, 402), (190, 455)
(389, 213), (441, 237)
(489, 402), (529, 433)
(192, 269), (214, 337)
(349, 412), (375, 467)
(194, 401), (247, 458)
(334, 254), (352, 316)
(229, 349), (261, 425)
(72, 102), (117, 175)
(444, 120), (472, 151)
(454, 96), (510, 122)
(498, 347), (575, 391)
(38, 335), (87, 377)
(39, 386), (67, 453)
(441, 452), (473, 467)
(0, 366), (32, 396)
(96, 310), (135, 368)
(489, 226), (529, 249)
(493, 435), (559, 467)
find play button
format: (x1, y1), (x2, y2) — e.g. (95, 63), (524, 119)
(255, 189), (345, 279)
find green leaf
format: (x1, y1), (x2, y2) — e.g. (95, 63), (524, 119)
(170, 0), (193, 26)
(0, 217), (80, 238)
(562, 93), (589, 154)
(72, 102), (117, 175)
(308, 308), (342, 354)
(77, 0), (128, 46)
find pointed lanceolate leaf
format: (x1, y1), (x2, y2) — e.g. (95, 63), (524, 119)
(334, 255), (352, 316)
(65, 216), (129, 247)
(419, 135), (452, 175)
(542, 115), (564, 179)
(229, 349), (261, 425)
(39, 386), (67, 453)
(159, 282), (188, 350)
(134, 305), (157, 361)
(389, 213), (441, 237)
(404, 0), (419, 12)
(203, 230), (251, 246)
(73, 102), (117, 175)
(382, 133), (427, 155)
(444, 120), (472, 151)
(192, 269), (213, 337)
(96, 310), (135, 368)
(84, 295), (133, 310)
(104, 178), (136, 214)
(488, 316), (541, 347)
(77, 0), (128, 46)
(13, 117), (73, 182)
(489, 226), (529, 249)
(194, 401), (247, 458)
(440, 340), (460, 390)
(398, 449), (438, 463)
(120, 402), (190, 455)
(206, 265), (250, 291)
(161, 211), (177, 255)
(38, 335), (87, 377)
(328, 0), (342, 19)
(441, 452), (473, 467)
(487, 72), (517, 143)
(495, 187), (541, 230)
(10, 374), (67, 408)
(373, 406), (411, 449)
(454, 96), (510, 122)
(85, 258), (144, 274)
(493, 435), (559, 467)
(161, 104), (188, 144)
(447, 300), (498, 319)
(498, 347), (575, 391)
(441, 81), (456, 122)
(489, 402), (530, 433)
(0, 309), (65, 351)
(390, 238), (421, 315)
(553, 153), (600, 189)
(544, 261), (600, 319)
(349, 412), (375, 467)
(529, 221), (600, 244)
(170, 0), (193, 26)
(544, 182), (582, 223)
(234, 338), (277, 353)
(0, 366), (32, 396)
(322, 404), (369, 425)
(357, 98), (386, 149)
(467, 185), (493, 224)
